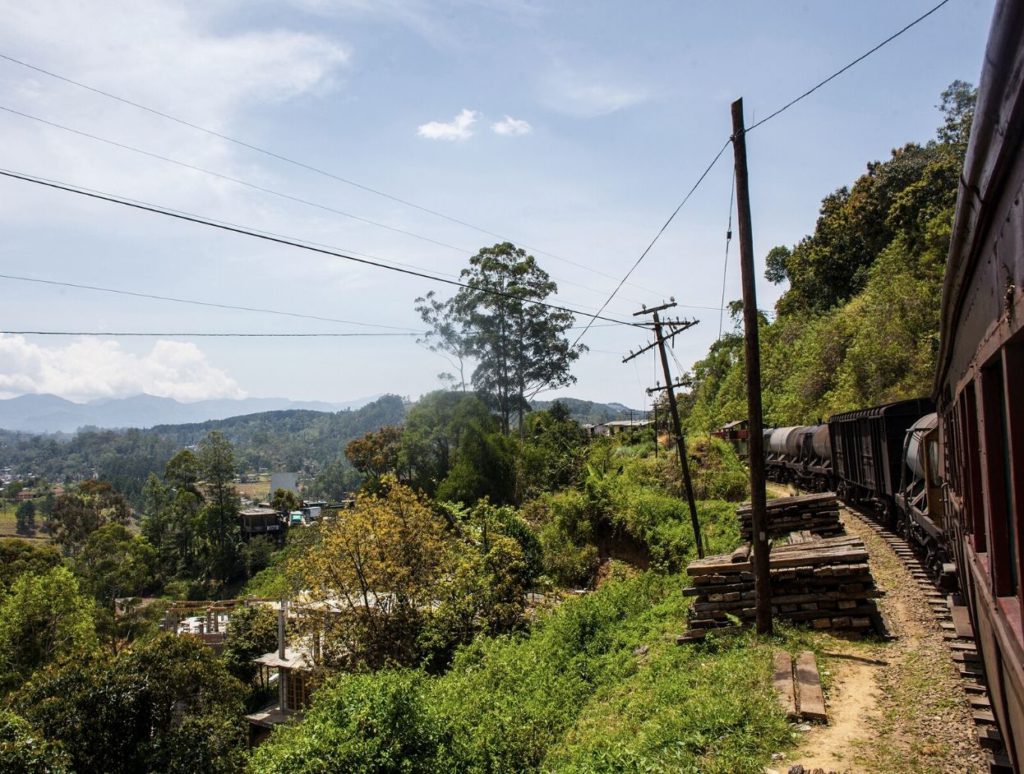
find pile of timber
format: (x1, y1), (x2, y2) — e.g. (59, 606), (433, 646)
(738, 492), (843, 541)
(680, 534), (881, 641)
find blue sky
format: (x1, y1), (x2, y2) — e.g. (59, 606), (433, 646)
(0, 0), (995, 409)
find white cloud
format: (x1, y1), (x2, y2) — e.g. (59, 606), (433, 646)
(491, 115), (532, 136)
(0, 335), (245, 402)
(417, 108), (478, 140)
(542, 66), (650, 117)
(0, 1), (350, 226)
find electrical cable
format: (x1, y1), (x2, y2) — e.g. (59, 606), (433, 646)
(0, 273), (422, 332)
(0, 167), (643, 329)
(746, 0), (953, 133)
(718, 167), (736, 339)
(570, 136), (733, 348)
(584, 0), (955, 349)
(0, 51), (663, 297)
(0, 102), (647, 310)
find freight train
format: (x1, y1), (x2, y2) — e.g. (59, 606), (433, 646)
(760, 398), (954, 591)
(725, 4), (1024, 765)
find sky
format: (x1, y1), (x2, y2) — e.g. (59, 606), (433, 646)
(0, 0), (997, 411)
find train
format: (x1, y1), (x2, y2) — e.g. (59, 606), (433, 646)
(723, 4), (1024, 766)
(760, 398), (955, 592)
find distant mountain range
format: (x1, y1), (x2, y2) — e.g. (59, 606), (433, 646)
(0, 393), (641, 435)
(0, 393), (379, 434)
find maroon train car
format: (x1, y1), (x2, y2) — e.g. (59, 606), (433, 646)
(935, 1), (1024, 767)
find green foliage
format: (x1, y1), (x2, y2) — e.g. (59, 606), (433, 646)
(346, 425), (405, 478)
(269, 487), (299, 514)
(0, 566), (99, 694)
(15, 634), (246, 774)
(418, 243), (585, 436)
(401, 391), (496, 495)
(251, 573), (791, 773)
(0, 539), (61, 592)
(542, 635), (789, 773)
(436, 422), (517, 506)
(249, 670), (448, 774)
(686, 83), (976, 428)
(222, 604), (278, 685)
(15, 500), (36, 535)
(0, 710), (71, 774)
(673, 436), (748, 502)
(46, 480), (132, 557)
(74, 523), (158, 607)
(517, 403), (589, 499)
(198, 432), (243, 583)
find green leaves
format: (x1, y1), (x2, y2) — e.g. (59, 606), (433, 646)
(417, 243), (584, 436)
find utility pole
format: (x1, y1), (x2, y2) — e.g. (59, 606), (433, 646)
(625, 302), (704, 558)
(652, 404), (658, 458)
(731, 97), (772, 635)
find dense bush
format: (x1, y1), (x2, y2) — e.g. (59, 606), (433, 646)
(251, 573), (791, 773)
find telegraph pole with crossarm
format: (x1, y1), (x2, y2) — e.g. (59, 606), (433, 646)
(624, 301), (704, 558)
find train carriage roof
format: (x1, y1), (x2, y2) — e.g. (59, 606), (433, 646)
(936, 0), (1024, 400)
(828, 397), (934, 425)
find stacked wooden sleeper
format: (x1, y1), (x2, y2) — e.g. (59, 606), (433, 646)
(737, 492), (843, 541)
(680, 534), (881, 641)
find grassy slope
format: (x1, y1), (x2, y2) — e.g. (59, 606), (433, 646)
(251, 571), (806, 773)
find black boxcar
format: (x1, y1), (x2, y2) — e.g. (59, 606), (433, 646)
(934, 0), (1024, 766)
(828, 398), (933, 522)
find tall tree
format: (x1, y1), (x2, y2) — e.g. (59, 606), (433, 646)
(47, 480), (131, 557)
(420, 243), (585, 436)
(197, 432), (242, 583)
(414, 290), (473, 391)
(400, 391), (496, 495)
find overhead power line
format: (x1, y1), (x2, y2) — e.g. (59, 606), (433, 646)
(577, 0), (955, 350)
(0, 273), (422, 332)
(0, 103), (469, 254)
(570, 138), (732, 348)
(746, 0), (954, 133)
(0, 168), (642, 329)
(0, 330), (419, 337)
(0, 103), (647, 312)
(0, 51), (662, 298)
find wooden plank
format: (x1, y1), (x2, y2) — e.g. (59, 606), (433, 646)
(772, 652), (797, 718)
(737, 492), (837, 513)
(951, 605), (974, 638)
(977, 726), (1003, 751)
(795, 651), (827, 722)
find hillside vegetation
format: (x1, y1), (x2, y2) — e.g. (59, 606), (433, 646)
(684, 82), (974, 430)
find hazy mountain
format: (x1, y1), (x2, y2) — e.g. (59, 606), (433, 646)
(0, 393), (380, 434)
(530, 397), (643, 425)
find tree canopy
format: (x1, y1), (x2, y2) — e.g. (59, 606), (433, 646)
(417, 243), (584, 436)
(684, 82), (976, 428)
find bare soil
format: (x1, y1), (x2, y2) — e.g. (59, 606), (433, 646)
(781, 509), (987, 773)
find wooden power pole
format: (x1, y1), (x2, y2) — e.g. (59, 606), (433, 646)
(625, 303), (704, 558)
(731, 98), (772, 635)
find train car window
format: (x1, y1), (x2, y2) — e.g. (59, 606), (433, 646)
(962, 383), (986, 553)
(980, 360), (1017, 597)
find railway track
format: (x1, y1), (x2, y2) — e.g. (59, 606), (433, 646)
(844, 506), (1013, 773)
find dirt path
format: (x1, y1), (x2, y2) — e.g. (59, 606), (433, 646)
(784, 510), (987, 773)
